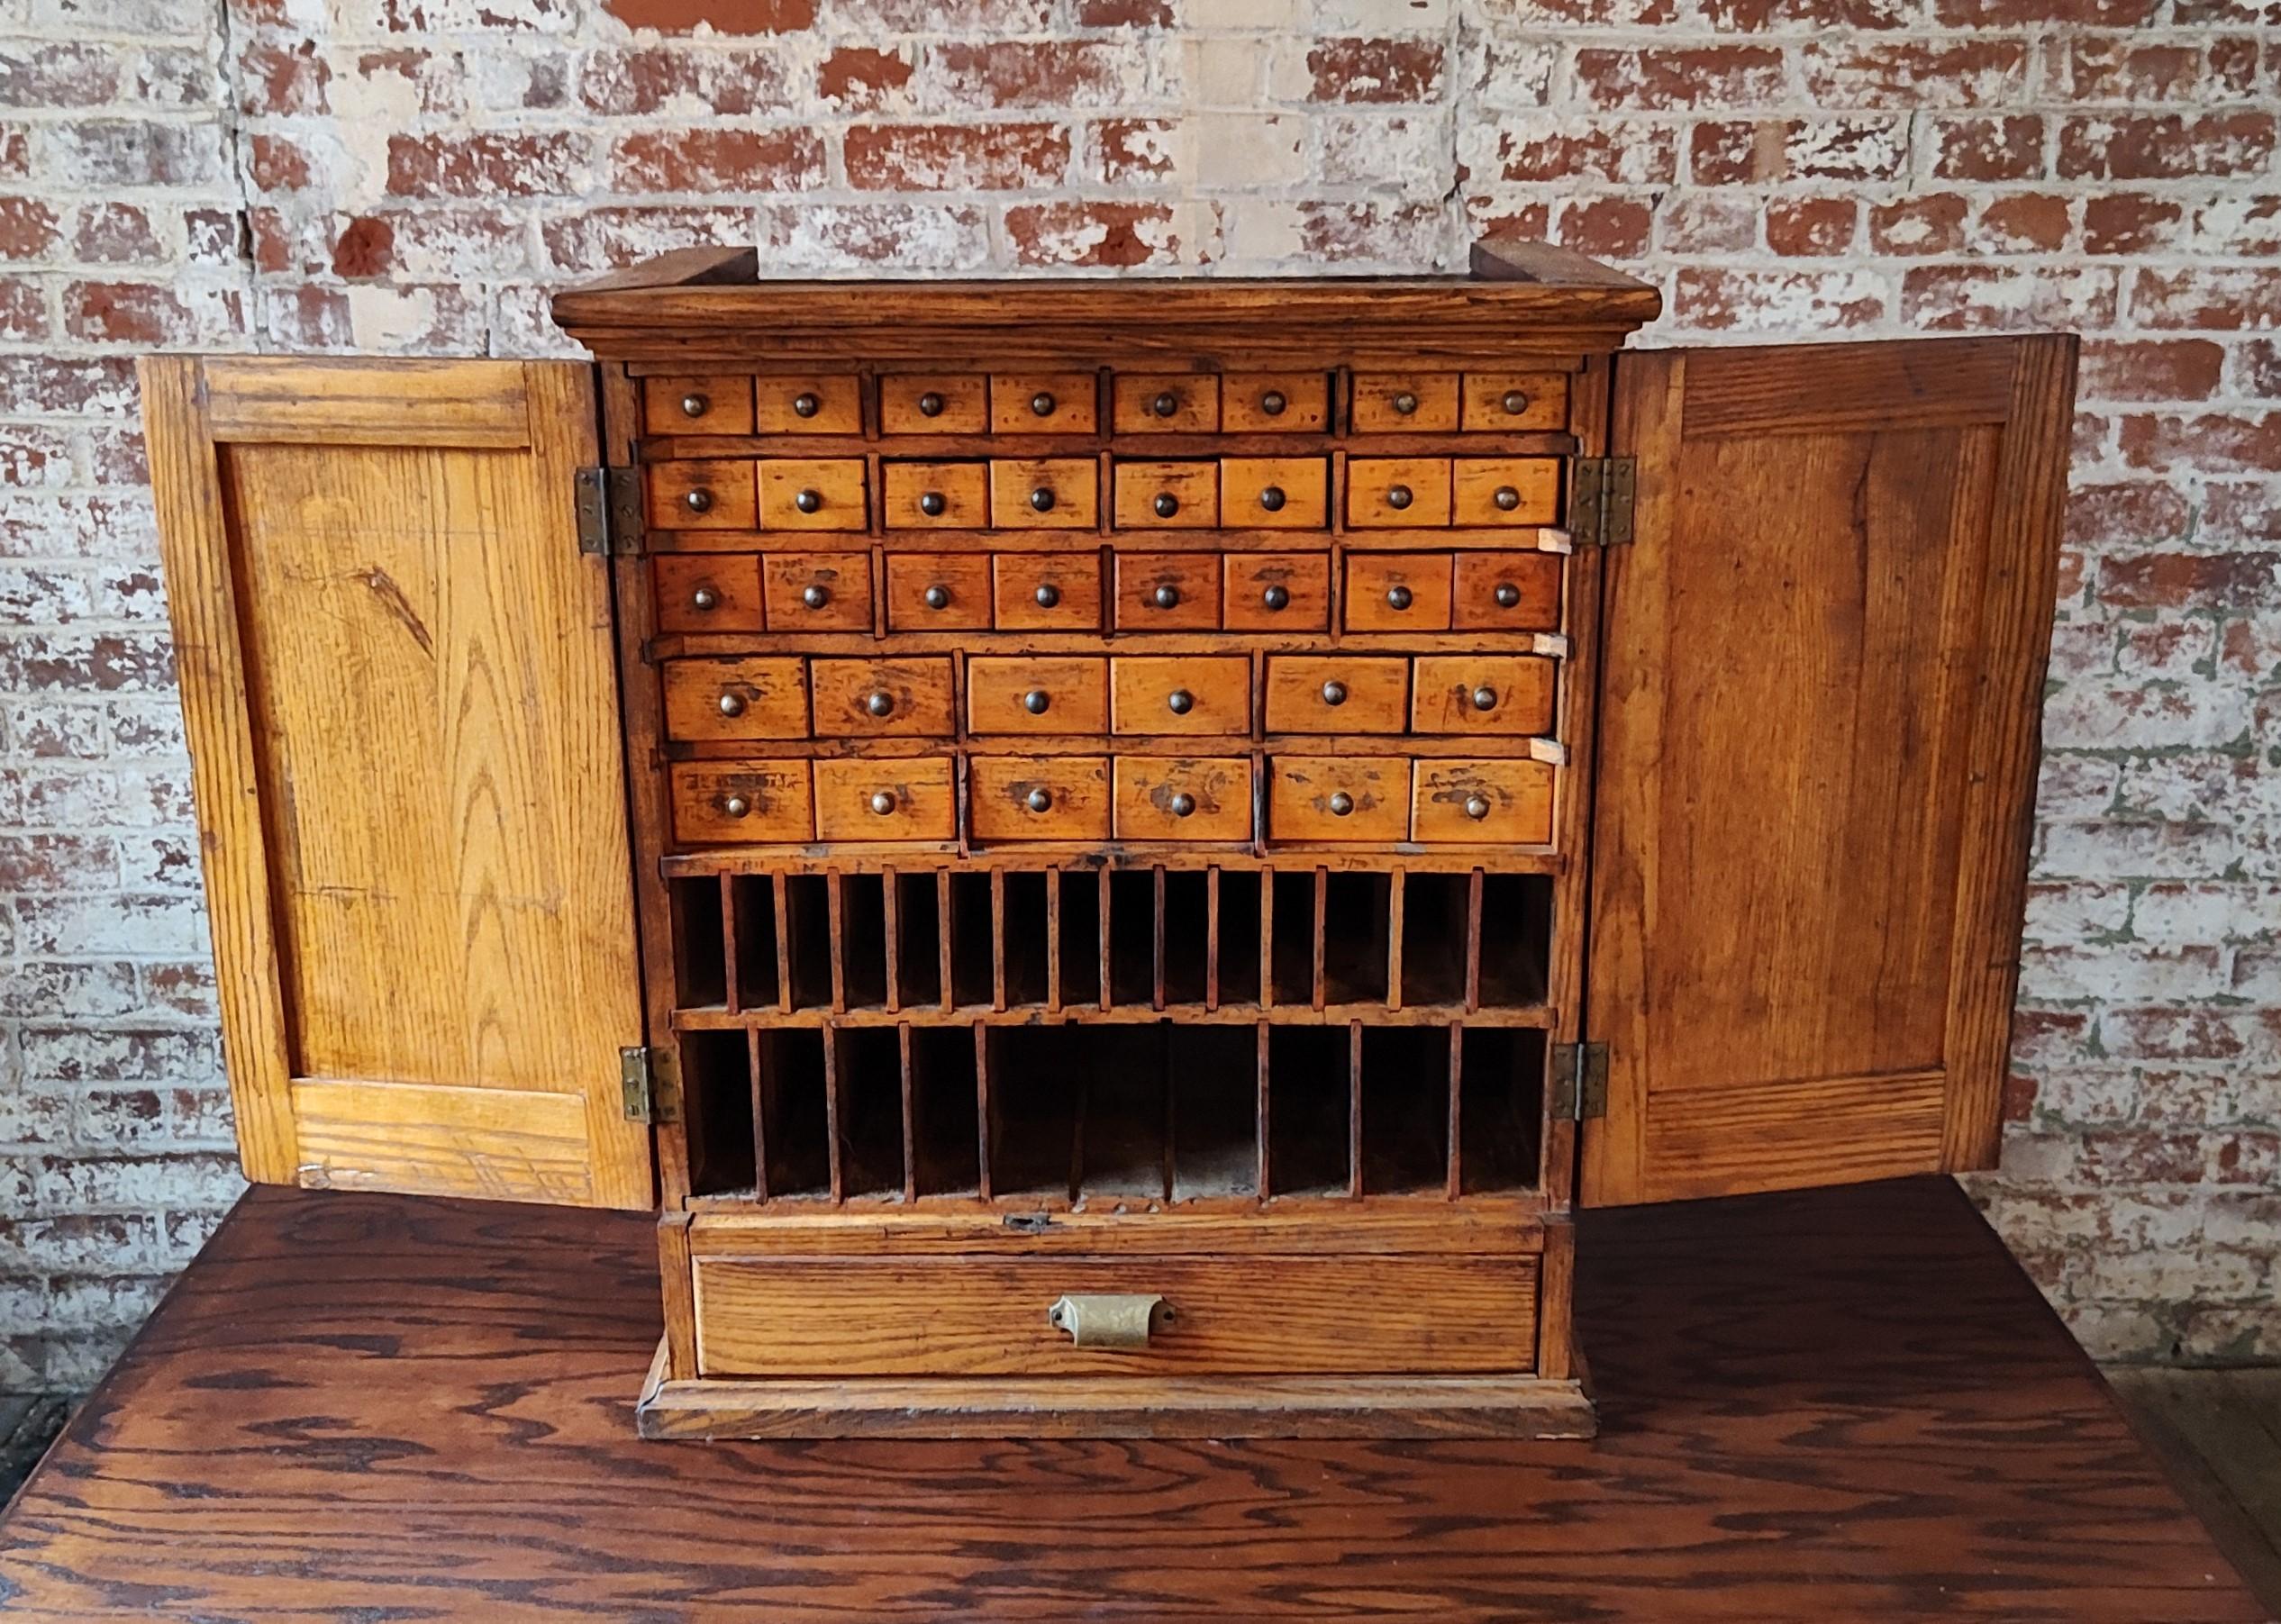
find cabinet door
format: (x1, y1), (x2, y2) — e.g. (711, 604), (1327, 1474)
(1583, 337), (2075, 1208)
(142, 358), (652, 1209)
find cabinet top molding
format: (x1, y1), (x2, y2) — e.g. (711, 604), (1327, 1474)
(549, 240), (1665, 367)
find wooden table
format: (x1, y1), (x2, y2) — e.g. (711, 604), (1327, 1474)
(0, 1176), (2259, 1620)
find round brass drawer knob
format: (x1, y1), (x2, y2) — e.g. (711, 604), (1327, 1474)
(1022, 689), (1050, 715)
(678, 392), (709, 419)
(1167, 689), (1193, 715)
(1026, 787), (1053, 813)
(1169, 792), (1196, 818)
(1259, 389), (1286, 416)
(1494, 582), (1521, 608)
(1029, 485), (1056, 513)
(919, 490), (947, 517)
(1502, 390), (1530, 414)
(1258, 485), (1286, 513)
(723, 794), (750, 819)
(1030, 391), (1056, 416)
(1321, 680), (1347, 706)
(1494, 485), (1521, 512)
(1393, 392), (1419, 415)
(1033, 582), (1060, 608)
(1471, 685), (1498, 712)
(1329, 791), (1354, 816)
(865, 690), (895, 718)
(1153, 492), (1179, 518)
(917, 390), (945, 417)
(1261, 584), (1290, 611)
(690, 586), (718, 611)
(795, 488), (822, 514)
(1152, 584), (1180, 609)
(1466, 794), (1491, 821)
(1386, 485), (1413, 511)
(1150, 390), (1178, 417)
(792, 392), (822, 419)
(869, 790), (897, 815)
(922, 584), (950, 610)
(802, 584), (830, 610)
(683, 487), (714, 513)
(717, 692), (745, 717)
(1386, 584), (1413, 610)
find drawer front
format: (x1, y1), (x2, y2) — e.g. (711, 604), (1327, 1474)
(1222, 371), (1330, 432)
(991, 458), (1097, 529)
(1264, 655), (1407, 734)
(1413, 758), (1556, 845)
(968, 754), (1113, 841)
(1113, 373), (1220, 434)
(1221, 456), (1328, 529)
(1460, 371), (1569, 433)
(1453, 458), (1561, 527)
(994, 553), (1103, 631)
(880, 373), (986, 435)
(759, 458), (867, 531)
(1113, 460), (1219, 529)
(1114, 756), (1252, 840)
(669, 760), (813, 844)
(648, 458), (756, 531)
(1111, 655), (1250, 737)
(1345, 552), (1453, 632)
(886, 552), (992, 631)
(883, 460), (987, 529)
(992, 372), (1095, 434)
(1347, 457), (1453, 528)
(653, 554), (763, 634)
(1412, 654), (1558, 735)
(1114, 552), (1222, 630)
(643, 375), (754, 437)
(753, 374), (862, 435)
(811, 657), (956, 738)
(968, 655), (1108, 736)
(694, 1253), (1538, 1376)
(1452, 551), (1563, 631)
(1352, 372), (1459, 433)
(1269, 756), (1409, 841)
(762, 551), (871, 632)
(813, 757), (957, 841)
(663, 657), (809, 742)
(1223, 552), (1330, 631)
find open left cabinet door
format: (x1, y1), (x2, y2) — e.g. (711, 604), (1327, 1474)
(1582, 336), (2076, 1208)
(142, 358), (653, 1209)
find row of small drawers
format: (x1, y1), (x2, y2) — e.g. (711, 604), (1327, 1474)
(645, 370), (1569, 439)
(672, 754), (1557, 847)
(646, 458), (1560, 533)
(665, 654), (1557, 743)
(656, 551), (1564, 637)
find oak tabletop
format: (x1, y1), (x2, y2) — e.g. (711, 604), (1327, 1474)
(0, 1175), (2259, 1621)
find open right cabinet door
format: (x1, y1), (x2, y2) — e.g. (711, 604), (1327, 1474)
(1582, 336), (2077, 1208)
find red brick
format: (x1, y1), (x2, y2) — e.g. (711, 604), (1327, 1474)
(814, 46), (913, 110)
(1765, 195), (1856, 256)
(2083, 192), (2185, 254)
(386, 132), (585, 197)
(1691, 117), (1906, 184)
(1574, 45), (1785, 110)
(1557, 195), (1652, 259)
(0, 195), (59, 260)
(2098, 552), (2281, 611)
(0, 43), (120, 106)
(1004, 200), (1183, 268)
(1976, 193), (2071, 253)
(752, 201), (992, 268)
(598, 0), (813, 32)
(1935, 0), (2156, 21)
(245, 207), (296, 275)
(1658, 195), (1755, 254)
(2063, 481), (2192, 548)
(608, 129), (825, 192)
(71, 203), (165, 265)
(578, 48), (792, 115)
(832, 0), (1052, 23)
(1697, 0), (1901, 23)
(1307, 38), (1446, 104)
(1094, 118), (1175, 184)
(1800, 40), (2026, 107)
(2193, 195), (2281, 257)
(2132, 268), (2281, 331)
(1674, 268), (1887, 331)
(247, 133), (313, 192)
(2050, 37), (2206, 101)
(1902, 265), (2120, 332)
(64, 281), (242, 347)
(350, 49), (476, 118)
(2060, 113), (2276, 180)
(1868, 194), (1967, 255)
(330, 215), (395, 278)
(539, 207), (751, 272)
(2232, 339), (2281, 398)
(2120, 413), (2281, 475)
(1075, 0), (1171, 21)
(845, 122), (1070, 190)
(1930, 115), (2044, 180)
(1491, 118), (1679, 185)
(1464, 200), (1554, 247)
(234, 40), (328, 115)
(1292, 200), (1442, 263)
(2078, 339), (2225, 404)
(931, 40), (1145, 108)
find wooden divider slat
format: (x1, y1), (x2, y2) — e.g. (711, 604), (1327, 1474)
(990, 868), (1009, 1012)
(773, 877), (795, 1014)
(1347, 1020), (1365, 1198)
(1096, 867), (1113, 1012)
(1386, 867), (1407, 1012)
(1254, 1020), (1272, 1199)
(822, 1024), (845, 1203)
(936, 870), (955, 1013)
(1152, 865), (1168, 1013)
(1205, 867), (1222, 1012)
(973, 1021), (993, 1200)
(1465, 868), (1486, 1012)
(720, 875), (742, 1017)
(747, 1027), (769, 1202)
(897, 1024), (918, 1202)
(825, 871), (849, 1014)
(1046, 868), (1063, 1012)
(1446, 1021), (1465, 1200)
(1311, 868), (1329, 1012)
(882, 865), (902, 1013)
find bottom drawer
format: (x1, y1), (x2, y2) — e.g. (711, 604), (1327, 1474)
(813, 757), (957, 840)
(694, 1253), (1538, 1377)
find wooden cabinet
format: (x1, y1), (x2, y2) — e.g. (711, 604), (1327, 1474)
(142, 241), (2075, 1443)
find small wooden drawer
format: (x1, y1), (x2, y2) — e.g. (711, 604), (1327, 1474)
(653, 554), (763, 634)
(1344, 553), (1453, 632)
(759, 458), (866, 531)
(968, 656), (1108, 736)
(1264, 656), (1407, 735)
(883, 461), (987, 529)
(886, 553), (992, 631)
(1453, 458), (1561, 526)
(1347, 458), (1453, 528)
(1111, 655), (1250, 737)
(1413, 758), (1555, 845)
(994, 554), (1102, 631)
(1453, 551), (1563, 631)
(968, 754), (1113, 842)
(880, 374), (986, 435)
(762, 551), (871, 632)
(1352, 373), (1459, 433)
(669, 760), (813, 845)
(1115, 552), (1222, 630)
(1114, 756), (1253, 841)
(648, 459), (757, 531)
(1268, 756), (1408, 842)
(810, 657), (956, 738)
(643, 375), (754, 437)
(1460, 372), (1569, 433)
(1221, 457), (1327, 529)
(662, 657), (808, 743)
(1113, 373), (1220, 433)
(990, 458), (1097, 529)
(813, 757), (957, 841)
(1412, 654), (1558, 735)
(1222, 371), (1330, 432)
(1113, 461), (1218, 529)
(1223, 553), (1329, 631)
(753, 375), (862, 435)
(991, 372), (1096, 434)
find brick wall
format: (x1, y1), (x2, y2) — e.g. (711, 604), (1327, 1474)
(3, 0), (2274, 1389)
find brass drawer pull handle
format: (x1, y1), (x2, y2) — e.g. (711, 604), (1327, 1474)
(1329, 791), (1355, 817)
(1393, 391), (1418, 415)
(919, 490), (947, 517)
(1259, 389), (1286, 416)
(1030, 391), (1057, 417)
(1257, 485), (1286, 512)
(1033, 582), (1060, 608)
(792, 392), (822, 419)
(1029, 485), (1056, 513)
(1169, 792), (1196, 818)
(1494, 485), (1521, 512)
(1386, 584), (1413, 610)
(1502, 389), (1530, 415)
(865, 690), (895, 718)
(1023, 689), (1050, 715)
(1048, 1293), (1167, 1349)
(1494, 581), (1521, 608)
(683, 487), (713, 513)
(795, 487), (823, 514)
(1153, 492), (1179, 518)
(690, 586), (718, 611)
(1472, 685), (1498, 712)
(1320, 679), (1347, 706)
(717, 692), (745, 717)
(1166, 689), (1193, 715)
(1465, 794), (1491, 821)
(722, 794), (750, 819)
(869, 789), (897, 815)
(917, 390), (945, 417)
(1152, 584), (1180, 609)
(678, 392), (709, 419)
(1150, 390), (1178, 417)
(1261, 584), (1290, 611)
(802, 584), (830, 610)
(1026, 787), (1053, 813)
(1385, 485), (1413, 511)
(922, 584), (951, 610)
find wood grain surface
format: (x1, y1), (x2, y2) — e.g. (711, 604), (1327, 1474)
(0, 1176), (2258, 1621)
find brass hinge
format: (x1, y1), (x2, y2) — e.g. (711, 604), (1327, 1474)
(576, 467), (646, 558)
(1549, 1040), (1609, 1120)
(1569, 457), (1636, 548)
(620, 1045), (681, 1124)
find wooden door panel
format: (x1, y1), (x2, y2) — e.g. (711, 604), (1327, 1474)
(1583, 337), (2074, 1208)
(142, 357), (653, 1210)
